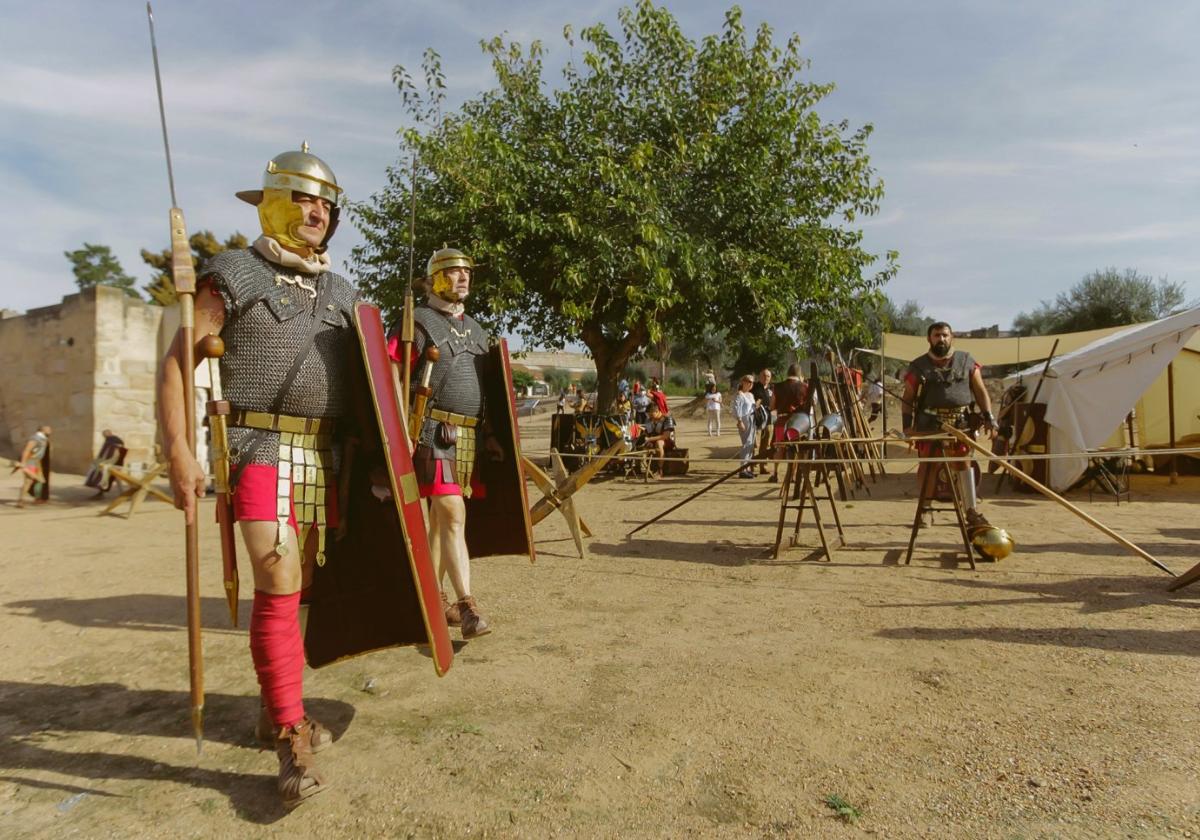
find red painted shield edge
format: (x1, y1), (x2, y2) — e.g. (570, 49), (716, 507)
(496, 339), (536, 562)
(355, 302), (453, 676)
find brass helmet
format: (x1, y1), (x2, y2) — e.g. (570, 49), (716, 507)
(426, 246), (474, 278)
(235, 143), (343, 250)
(235, 142), (343, 207)
(426, 246), (475, 303)
(971, 526), (1015, 560)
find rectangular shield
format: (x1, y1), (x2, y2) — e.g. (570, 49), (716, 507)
(304, 303), (453, 676)
(465, 340), (536, 561)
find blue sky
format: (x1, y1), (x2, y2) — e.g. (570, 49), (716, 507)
(2, 0), (1197, 334)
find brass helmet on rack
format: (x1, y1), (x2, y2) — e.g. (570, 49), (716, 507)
(426, 245), (475, 303)
(971, 526), (1015, 560)
(236, 142), (343, 248)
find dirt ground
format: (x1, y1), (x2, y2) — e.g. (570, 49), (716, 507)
(1, 405), (1198, 839)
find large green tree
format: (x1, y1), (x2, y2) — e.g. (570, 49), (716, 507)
(353, 1), (896, 408)
(64, 243), (141, 299)
(1013, 268), (1187, 336)
(140, 230), (249, 305)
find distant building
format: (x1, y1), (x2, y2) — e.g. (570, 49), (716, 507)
(510, 350), (594, 382)
(0, 286), (169, 473)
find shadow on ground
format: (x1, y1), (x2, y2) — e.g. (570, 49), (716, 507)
(6, 594), (249, 633)
(0, 681), (355, 824)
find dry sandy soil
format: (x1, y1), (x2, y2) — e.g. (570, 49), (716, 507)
(1, 405), (1198, 839)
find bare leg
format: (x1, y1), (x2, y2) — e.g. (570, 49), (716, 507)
(429, 492), (489, 637)
(429, 494), (470, 599)
(240, 520), (306, 594)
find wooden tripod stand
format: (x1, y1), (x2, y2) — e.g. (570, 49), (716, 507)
(772, 444), (846, 561)
(904, 442), (976, 570)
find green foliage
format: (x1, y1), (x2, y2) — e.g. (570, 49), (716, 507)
(352, 1), (895, 410)
(669, 371), (689, 388)
(623, 364), (647, 383)
(1013, 267), (1187, 335)
(64, 243), (141, 299)
(511, 368), (536, 390)
(823, 793), (862, 824)
(140, 231), (249, 305)
(580, 372), (598, 391)
(543, 367), (572, 391)
(871, 296), (932, 336)
(728, 330), (795, 380)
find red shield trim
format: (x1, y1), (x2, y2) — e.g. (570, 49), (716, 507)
(464, 340), (535, 561)
(304, 303), (453, 676)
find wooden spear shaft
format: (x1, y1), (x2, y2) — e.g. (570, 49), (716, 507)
(628, 463), (746, 536)
(148, 4), (203, 752)
(941, 424), (1174, 577)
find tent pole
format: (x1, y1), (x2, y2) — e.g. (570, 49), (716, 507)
(1167, 361), (1177, 485)
(880, 333), (888, 460)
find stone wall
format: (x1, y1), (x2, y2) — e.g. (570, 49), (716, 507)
(0, 286), (165, 474)
(93, 287), (165, 471)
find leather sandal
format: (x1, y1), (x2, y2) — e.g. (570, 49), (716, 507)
(441, 589), (462, 627)
(456, 595), (491, 639)
(257, 707), (332, 753)
(276, 719), (329, 808)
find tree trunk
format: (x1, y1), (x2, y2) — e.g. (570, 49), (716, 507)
(581, 321), (648, 414)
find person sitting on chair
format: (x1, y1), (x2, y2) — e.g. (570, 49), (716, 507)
(640, 403), (676, 478)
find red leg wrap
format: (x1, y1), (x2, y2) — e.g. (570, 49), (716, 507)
(249, 590), (305, 729)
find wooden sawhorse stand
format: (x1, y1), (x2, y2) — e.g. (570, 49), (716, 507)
(100, 462), (173, 518)
(772, 448), (845, 561)
(904, 446), (976, 570)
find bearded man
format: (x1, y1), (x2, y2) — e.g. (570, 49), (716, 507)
(901, 321), (997, 527)
(159, 144), (355, 808)
(389, 247), (502, 640)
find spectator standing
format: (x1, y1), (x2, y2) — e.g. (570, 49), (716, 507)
(703, 382), (723, 436)
(750, 369), (774, 475)
(631, 382), (650, 423)
(733, 375), (757, 478)
(861, 377), (884, 423)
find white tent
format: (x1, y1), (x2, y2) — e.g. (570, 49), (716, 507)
(1003, 307), (1200, 490)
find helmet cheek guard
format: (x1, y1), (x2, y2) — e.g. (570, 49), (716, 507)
(321, 204), (340, 249)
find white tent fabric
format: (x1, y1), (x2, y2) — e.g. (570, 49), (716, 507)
(1003, 307), (1200, 490)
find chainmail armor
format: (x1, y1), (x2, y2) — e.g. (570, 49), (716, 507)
(412, 305), (490, 448)
(909, 351), (976, 434)
(200, 248), (358, 468)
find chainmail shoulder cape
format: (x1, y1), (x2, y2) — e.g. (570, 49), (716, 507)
(199, 248), (359, 468)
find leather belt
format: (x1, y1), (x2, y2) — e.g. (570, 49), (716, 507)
(230, 409), (336, 435)
(922, 407), (965, 419)
(429, 408), (479, 428)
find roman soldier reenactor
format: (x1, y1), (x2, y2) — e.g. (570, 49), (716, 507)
(159, 145), (355, 807)
(901, 321), (1006, 546)
(389, 246), (504, 639)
